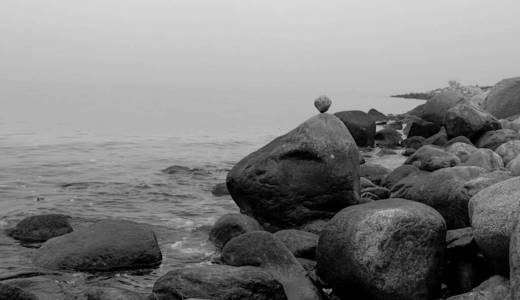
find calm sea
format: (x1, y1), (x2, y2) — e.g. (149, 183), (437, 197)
(0, 89), (421, 297)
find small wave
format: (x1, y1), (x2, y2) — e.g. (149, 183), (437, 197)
(161, 165), (211, 177)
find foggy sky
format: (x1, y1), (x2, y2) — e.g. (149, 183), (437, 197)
(1, 0), (520, 96)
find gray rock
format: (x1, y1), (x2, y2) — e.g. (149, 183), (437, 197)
(469, 177), (520, 274)
(446, 136), (474, 147)
(463, 170), (512, 197)
(86, 287), (146, 300)
(209, 213), (263, 250)
(483, 77), (520, 119)
(391, 166), (487, 229)
(510, 221), (520, 300)
(334, 110), (376, 147)
(359, 163), (391, 185)
(375, 128), (402, 148)
(314, 96), (332, 113)
(274, 229), (318, 259)
(382, 164), (422, 189)
(445, 101), (501, 140)
(475, 129), (520, 150)
(360, 177), (376, 189)
(368, 108), (387, 122)
(6, 214), (72, 243)
(361, 186), (390, 200)
(404, 145), (461, 171)
(226, 114), (360, 230)
(406, 118), (440, 139)
(446, 275), (510, 300)
(33, 220), (162, 271)
(316, 199), (446, 300)
(446, 142), (478, 163)
(424, 127), (449, 146)
(152, 265), (287, 300)
(414, 89), (466, 126)
(211, 183), (229, 196)
(495, 140), (520, 165)
(221, 231), (321, 300)
(462, 148), (504, 171)
(507, 155), (520, 176)
(0, 283), (38, 300)
(402, 136), (426, 149)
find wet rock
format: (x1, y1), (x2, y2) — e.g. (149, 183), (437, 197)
(211, 183), (229, 196)
(381, 164), (422, 189)
(495, 140), (520, 165)
(334, 110), (376, 147)
(316, 199), (446, 300)
(368, 108), (387, 122)
(391, 166), (487, 229)
(227, 114), (360, 230)
(475, 129), (520, 150)
(402, 136), (426, 149)
(406, 118), (440, 138)
(404, 145), (460, 171)
(34, 220), (162, 271)
(6, 214), (72, 243)
(446, 142), (478, 163)
(469, 177), (520, 275)
(424, 127), (449, 146)
(221, 231), (321, 300)
(209, 213), (263, 250)
(152, 265), (287, 300)
(462, 148), (504, 171)
(445, 101), (501, 140)
(359, 163), (391, 185)
(0, 283), (38, 300)
(375, 128), (402, 148)
(446, 275), (510, 300)
(314, 96), (332, 113)
(483, 77), (520, 119)
(86, 287), (146, 300)
(274, 229), (318, 259)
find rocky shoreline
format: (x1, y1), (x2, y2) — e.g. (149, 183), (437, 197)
(3, 76), (520, 299)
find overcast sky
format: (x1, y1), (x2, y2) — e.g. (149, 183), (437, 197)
(1, 0), (519, 96)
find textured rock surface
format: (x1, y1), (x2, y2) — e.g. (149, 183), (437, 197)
(483, 77), (520, 119)
(34, 220), (162, 271)
(406, 118), (440, 138)
(475, 129), (520, 150)
(404, 145), (460, 171)
(0, 283), (38, 300)
(462, 148), (504, 171)
(274, 229), (318, 259)
(316, 199), (446, 300)
(334, 110), (376, 147)
(221, 231), (321, 300)
(507, 155), (520, 176)
(446, 275), (510, 300)
(227, 114), (360, 230)
(86, 287), (146, 300)
(209, 213), (263, 250)
(418, 89), (466, 126)
(375, 128), (402, 148)
(6, 214), (72, 243)
(381, 164), (423, 189)
(445, 101), (501, 140)
(359, 163), (391, 185)
(446, 142), (478, 163)
(469, 177), (520, 275)
(496, 140), (520, 165)
(314, 96), (331, 113)
(152, 265), (287, 300)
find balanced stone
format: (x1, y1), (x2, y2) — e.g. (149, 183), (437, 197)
(314, 95), (332, 113)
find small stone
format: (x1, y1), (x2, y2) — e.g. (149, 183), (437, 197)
(314, 95), (332, 113)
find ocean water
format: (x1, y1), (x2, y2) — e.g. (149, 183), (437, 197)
(0, 92), (422, 297)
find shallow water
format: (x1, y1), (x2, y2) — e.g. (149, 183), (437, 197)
(0, 94), (421, 297)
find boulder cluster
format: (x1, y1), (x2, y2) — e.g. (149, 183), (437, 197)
(5, 78), (520, 299)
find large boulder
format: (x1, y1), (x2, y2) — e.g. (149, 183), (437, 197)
(316, 199), (446, 300)
(404, 145), (460, 171)
(462, 148), (504, 171)
(446, 275), (510, 300)
(475, 129), (520, 150)
(416, 89), (466, 126)
(445, 100), (501, 140)
(33, 220), (162, 271)
(368, 108), (387, 122)
(334, 110), (376, 147)
(273, 229), (318, 260)
(391, 166), (487, 229)
(483, 77), (520, 119)
(209, 213), (263, 250)
(446, 142), (478, 163)
(221, 231), (321, 300)
(463, 170), (512, 198)
(469, 177), (520, 275)
(359, 163), (391, 185)
(381, 165), (423, 189)
(424, 127), (449, 146)
(495, 140), (520, 165)
(406, 118), (440, 139)
(6, 214), (72, 243)
(226, 114), (360, 230)
(152, 265), (287, 300)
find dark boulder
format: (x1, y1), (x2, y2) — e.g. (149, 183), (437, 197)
(211, 183), (229, 196)
(475, 129), (520, 150)
(316, 199), (446, 300)
(446, 275), (510, 300)
(402, 136), (426, 149)
(445, 101), (501, 140)
(415, 89), (466, 126)
(483, 77), (520, 119)
(446, 136), (474, 147)
(227, 114), (360, 230)
(375, 128), (402, 148)
(334, 110), (376, 147)
(0, 283), (38, 300)
(152, 265), (287, 300)
(361, 186), (390, 200)
(424, 127), (449, 146)
(381, 164), (423, 189)
(404, 145), (460, 171)
(33, 220), (162, 271)
(462, 148), (503, 171)
(391, 166), (487, 229)
(209, 213), (263, 250)
(6, 214), (72, 243)
(406, 118), (441, 138)
(368, 108), (387, 122)
(273, 229), (318, 259)
(221, 231), (321, 300)
(359, 163), (391, 185)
